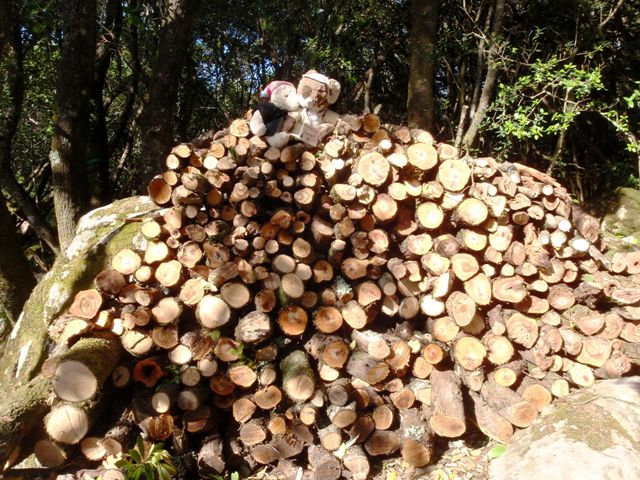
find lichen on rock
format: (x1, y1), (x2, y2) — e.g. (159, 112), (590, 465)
(489, 378), (640, 480)
(601, 187), (640, 250)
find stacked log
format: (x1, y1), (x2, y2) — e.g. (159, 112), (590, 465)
(19, 113), (640, 477)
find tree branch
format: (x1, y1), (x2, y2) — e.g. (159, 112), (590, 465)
(108, 0), (142, 158)
(598, 0), (626, 35)
(345, 33), (407, 110)
(462, 0), (506, 149)
(0, 0), (59, 254)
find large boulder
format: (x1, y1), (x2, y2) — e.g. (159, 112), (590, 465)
(601, 187), (640, 250)
(489, 377), (640, 480)
(0, 196), (160, 391)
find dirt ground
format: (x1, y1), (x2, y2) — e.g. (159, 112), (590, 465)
(250, 429), (496, 480)
(378, 432), (494, 480)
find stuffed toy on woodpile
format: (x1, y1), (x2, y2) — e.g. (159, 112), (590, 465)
(249, 80), (301, 149)
(291, 70), (341, 146)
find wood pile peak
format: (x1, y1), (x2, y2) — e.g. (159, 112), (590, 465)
(21, 112), (640, 478)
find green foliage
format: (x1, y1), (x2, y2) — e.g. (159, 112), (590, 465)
(488, 58), (606, 143)
(116, 437), (176, 480)
(229, 342), (245, 359)
(209, 472), (240, 480)
(487, 444), (507, 459)
(486, 52), (640, 170)
(155, 364), (181, 390)
(190, 0), (409, 125)
(229, 342), (256, 368)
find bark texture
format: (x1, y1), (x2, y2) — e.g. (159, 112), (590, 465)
(0, 375), (51, 469)
(0, 0), (59, 253)
(0, 197), (159, 392)
(0, 334), (121, 468)
(407, 0), (441, 131)
(52, 0), (97, 251)
(86, 0), (123, 208)
(137, 0), (199, 189)
(0, 196), (36, 325)
(462, 0), (506, 148)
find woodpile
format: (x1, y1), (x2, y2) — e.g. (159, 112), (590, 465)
(14, 112), (640, 477)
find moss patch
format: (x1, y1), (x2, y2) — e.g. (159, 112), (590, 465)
(0, 197), (159, 391)
(602, 187), (640, 251)
(519, 391), (635, 455)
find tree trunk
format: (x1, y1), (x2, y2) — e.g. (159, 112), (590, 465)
(86, 0), (123, 208)
(0, 0), (59, 254)
(108, 0), (142, 164)
(407, 0), (440, 131)
(462, 0), (506, 149)
(52, 0), (97, 251)
(137, 0), (199, 190)
(0, 195), (36, 325)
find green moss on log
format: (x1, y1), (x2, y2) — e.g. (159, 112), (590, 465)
(53, 332), (123, 401)
(0, 197), (159, 391)
(0, 333), (122, 468)
(514, 388), (637, 457)
(0, 375), (51, 469)
(280, 350), (316, 402)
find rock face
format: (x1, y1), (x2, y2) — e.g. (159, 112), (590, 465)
(489, 377), (640, 480)
(0, 196), (160, 391)
(601, 187), (640, 249)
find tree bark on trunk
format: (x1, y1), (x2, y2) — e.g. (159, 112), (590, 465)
(86, 0), (123, 209)
(51, 0), (97, 251)
(0, 0), (59, 254)
(462, 0), (506, 149)
(137, 0), (199, 190)
(407, 0), (440, 131)
(0, 195), (36, 325)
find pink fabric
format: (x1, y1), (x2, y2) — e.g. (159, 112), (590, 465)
(260, 81), (295, 99)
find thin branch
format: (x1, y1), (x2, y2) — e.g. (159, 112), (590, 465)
(599, 0), (626, 34)
(345, 33), (407, 109)
(0, 1), (59, 254)
(363, 68), (374, 114)
(455, 105), (469, 150)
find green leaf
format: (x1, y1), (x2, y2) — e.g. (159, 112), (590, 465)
(144, 464), (155, 479)
(136, 436), (145, 455)
(231, 472), (240, 480)
(158, 465), (170, 480)
(119, 460), (135, 471)
(129, 448), (142, 464)
(163, 462), (176, 478)
(488, 444), (507, 459)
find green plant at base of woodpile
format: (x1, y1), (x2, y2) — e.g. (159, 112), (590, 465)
(115, 437), (176, 480)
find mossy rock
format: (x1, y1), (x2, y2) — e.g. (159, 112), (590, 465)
(0, 196), (160, 391)
(601, 187), (640, 251)
(489, 377), (640, 480)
